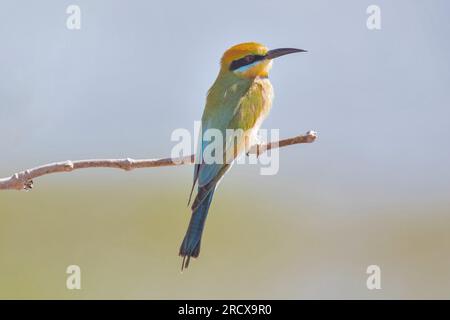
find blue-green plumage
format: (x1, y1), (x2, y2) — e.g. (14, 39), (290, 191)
(179, 75), (271, 270)
(178, 42), (304, 270)
(180, 189), (215, 269)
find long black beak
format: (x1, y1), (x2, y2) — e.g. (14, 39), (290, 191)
(266, 48), (307, 60)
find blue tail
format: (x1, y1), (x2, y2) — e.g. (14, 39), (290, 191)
(179, 189), (215, 270)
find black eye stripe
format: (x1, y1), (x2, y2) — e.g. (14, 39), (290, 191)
(229, 54), (266, 71)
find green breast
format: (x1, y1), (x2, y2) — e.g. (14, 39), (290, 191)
(203, 73), (273, 133)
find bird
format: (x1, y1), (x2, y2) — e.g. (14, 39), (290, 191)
(179, 42), (306, 270)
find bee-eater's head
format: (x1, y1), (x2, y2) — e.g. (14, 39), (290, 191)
(221, 42), (306, 79)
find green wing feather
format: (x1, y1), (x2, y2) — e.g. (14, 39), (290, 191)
(189, 75), (270, 207)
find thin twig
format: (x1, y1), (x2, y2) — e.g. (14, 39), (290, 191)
(0, 131), (317, 191)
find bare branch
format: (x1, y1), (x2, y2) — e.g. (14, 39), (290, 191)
(0, 131), (317, 191)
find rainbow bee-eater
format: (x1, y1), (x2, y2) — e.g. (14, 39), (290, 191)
(179, 42), (306, 269)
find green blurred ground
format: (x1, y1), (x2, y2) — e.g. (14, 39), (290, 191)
(0, 168), (449, 299)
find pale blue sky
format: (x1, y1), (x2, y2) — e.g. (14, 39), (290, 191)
(1, 0), (449, 203)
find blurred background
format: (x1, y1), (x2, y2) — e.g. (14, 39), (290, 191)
(1, 0), (449, 299)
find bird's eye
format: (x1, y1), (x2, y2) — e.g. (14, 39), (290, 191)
(245, 55), (255, 63)
(229, 55), (261, 71)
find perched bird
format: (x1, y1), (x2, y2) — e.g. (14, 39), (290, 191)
(179, 42), (306, 269)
